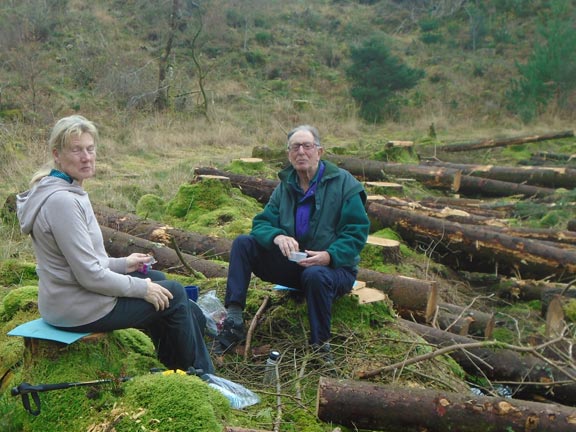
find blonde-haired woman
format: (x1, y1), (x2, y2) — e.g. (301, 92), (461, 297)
(17, 115), (213, 374)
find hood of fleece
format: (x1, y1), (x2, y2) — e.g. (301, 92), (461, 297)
(16, 176), (86, 235)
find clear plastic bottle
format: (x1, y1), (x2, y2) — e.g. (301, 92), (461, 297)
(263, 350), (281, 385)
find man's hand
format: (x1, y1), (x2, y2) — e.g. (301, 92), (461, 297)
(144, 280), (173, 311)
(298, 250), (331, 267)
(273, 234), (299, 257)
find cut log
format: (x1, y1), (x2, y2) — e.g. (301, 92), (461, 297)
(420, 160), (576, 189)
(194, 166), (277, 204)
(100, 226), (228, 278)
(367, 201), (576, 279)
(364, 181), (403, 194)
(436, 311), (473, 336)
(546, 296), (566, 338)
(386, 140), (414, 148)
(493, 278), (566, 302)
(358, 269), (438, 323)
(437, 130), (574, 152)
(368, 195), (508, 226)
(457, 173), (555, 198)
(569, 220), (576, 232)
(400, 318), (576, 406)
(366, 236), (401, 264)
(541, 286), (576, 318)
(328, 154), (554, 198)
(316, 377), (576, 432)
(194, 174), (231, 183)
(437, 303), (495, 339)
(94, 205), (233, 261)
(532, 151), (576, 162)
(326, 154), (462, 191)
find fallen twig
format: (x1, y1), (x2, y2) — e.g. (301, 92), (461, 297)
(244, 296), (270, 359)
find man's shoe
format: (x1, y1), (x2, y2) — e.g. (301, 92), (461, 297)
(215, 318), (245, 354)
(311, 342), (335, 368)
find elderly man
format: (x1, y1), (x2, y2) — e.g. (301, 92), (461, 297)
(217, 125), (370, 363)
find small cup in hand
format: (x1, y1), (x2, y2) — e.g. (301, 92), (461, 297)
(289, 251), (307, 262)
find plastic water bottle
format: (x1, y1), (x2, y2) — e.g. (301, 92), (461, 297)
(263, 350), (280, 385)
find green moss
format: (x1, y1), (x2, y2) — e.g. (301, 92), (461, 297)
(564, 299), (576, 322)
(1, 285), (38, 321)
(116, 373), (230, 432)
(135, 193), (166, 220)
(164, 181), (262, 239)
(491, 327), (516, 344)
(0, 260), (38, 286)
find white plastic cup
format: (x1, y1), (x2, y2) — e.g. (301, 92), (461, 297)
(289, 251), (307, 262)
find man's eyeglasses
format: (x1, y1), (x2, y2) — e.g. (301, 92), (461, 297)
(287, 142), (318, 152)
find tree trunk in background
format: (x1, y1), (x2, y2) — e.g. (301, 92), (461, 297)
(367, 201), (576, 279)
(457, 173), (555, 198)
(327, 154), (461, 191)
(316, 377), (576, 432)
(437, 130), (574, 152)
(155, 0), (181, 111)
(100, 226), (228, 278)
(420, 160), (576, 189)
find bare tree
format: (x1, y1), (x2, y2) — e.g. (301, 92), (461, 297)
(155, 0), (182, 111)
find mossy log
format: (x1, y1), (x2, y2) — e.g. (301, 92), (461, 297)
(400, 318), (576, 406)
(316, 377), (576, 432)
(94, 204), (233, 261)
(437, 130), (574, 153)
(367, 201), (576, 279)
(100, 226), (228, 278)
(420, 160), (576, 189)
(194, 167), (277, 204)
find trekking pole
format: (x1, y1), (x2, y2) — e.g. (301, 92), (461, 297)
(11, 377), (130, 416)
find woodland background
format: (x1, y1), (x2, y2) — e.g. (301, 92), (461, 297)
(0, 0), (576, 431)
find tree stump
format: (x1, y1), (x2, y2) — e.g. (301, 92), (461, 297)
(23, 333), (107, 361)
(367, 235), (402, 264)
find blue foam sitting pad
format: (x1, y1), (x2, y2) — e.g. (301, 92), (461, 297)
(7, 318), (91, 345)
(273, 284), (299, 292)
(273, 280), (362, 292)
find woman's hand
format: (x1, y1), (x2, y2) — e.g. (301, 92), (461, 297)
(144, 280), (173, 311)
(126, 253), (155, 273)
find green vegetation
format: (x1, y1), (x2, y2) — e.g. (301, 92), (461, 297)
(0, 0), (575, 430)
(507, 0), (576, 122)
(347, 36), (425, 122)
